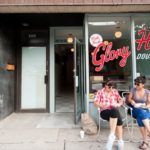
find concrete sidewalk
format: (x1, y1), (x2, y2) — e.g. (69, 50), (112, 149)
(0, 113), (146, 150)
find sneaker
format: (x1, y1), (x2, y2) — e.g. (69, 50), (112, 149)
(117, 140), (124, 150)
(106, 134), (116, 150)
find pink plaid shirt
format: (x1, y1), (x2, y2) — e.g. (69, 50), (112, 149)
(94, 88), (122, 111)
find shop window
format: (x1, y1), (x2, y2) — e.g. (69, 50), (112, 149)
(135, 16), (150, 89)
(88, 16), (132, 94)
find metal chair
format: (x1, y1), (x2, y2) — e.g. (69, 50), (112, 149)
(121, 92), (134, 140)
(121, 91), (150, 142)
(97, 104), (131, 142)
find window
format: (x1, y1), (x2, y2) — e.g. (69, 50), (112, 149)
(135, 16), (150, 89)
(88, 16), (132, 94)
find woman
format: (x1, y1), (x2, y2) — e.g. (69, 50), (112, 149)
(128, 76), (150, 150)
(94, 79), (124, 150)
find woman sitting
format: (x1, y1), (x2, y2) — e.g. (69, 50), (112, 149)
(128, 75), (150, 150)
(94, 79), (124, 150)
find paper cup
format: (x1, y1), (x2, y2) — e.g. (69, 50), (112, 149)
(80, 130), (85, 139)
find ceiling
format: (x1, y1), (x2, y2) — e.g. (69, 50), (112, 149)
(0, 13), (84, 27)
(88, 16), (131, 40)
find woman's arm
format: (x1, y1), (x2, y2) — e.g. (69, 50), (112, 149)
(142, 93), (150, 109)
(94, 90), (101, 108)
(94, 101), (100, 108)
(128, 92), (136, 106)
(114, 90), (123, 107)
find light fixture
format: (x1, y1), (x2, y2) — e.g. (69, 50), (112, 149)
(103, 41), (109, 45)
(6, 64), (15, 71)
(22, 22), (29, 27)
(88, 21), (117, 26)
(67, 34), (74, 43)
(70, 48), (74, 52)
(115, 31), (122, 38)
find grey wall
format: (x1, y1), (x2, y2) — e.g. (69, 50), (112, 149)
(0, 26), (15, 120)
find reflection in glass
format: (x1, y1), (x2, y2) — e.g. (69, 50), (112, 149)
(88, 16), (132, 94)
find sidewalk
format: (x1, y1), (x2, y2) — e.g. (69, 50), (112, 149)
(0, 113), (145, 150)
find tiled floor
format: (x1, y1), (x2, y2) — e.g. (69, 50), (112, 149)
(56, 90), (74, 113)
(36, 112), (80, 128)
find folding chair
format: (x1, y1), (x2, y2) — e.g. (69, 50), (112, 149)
(97, 104), (131, 142)
(121, 92), (134, 140)
(122, 91), (150, 142)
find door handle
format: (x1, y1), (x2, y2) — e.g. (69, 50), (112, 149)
(76, 76), (78, 87)
(44, 75), (48, 84)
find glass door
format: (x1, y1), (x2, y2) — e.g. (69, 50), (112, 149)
(21, 47), (47, 110)
(74, 38), (84, 124)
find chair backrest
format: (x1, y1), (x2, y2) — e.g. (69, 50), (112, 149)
(122, 91), (130, 106)
(122, 91), (134, 117)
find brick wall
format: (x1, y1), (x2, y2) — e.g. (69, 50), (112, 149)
(0, 26), (15, 120)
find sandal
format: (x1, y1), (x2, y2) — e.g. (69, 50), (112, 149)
(139, 141), (149, 150)
(139, 141), (144, 149)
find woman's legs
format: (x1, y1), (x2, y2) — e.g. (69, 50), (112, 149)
(109, 117), (118, 134)
(142, 119), (150, 133)
(116, 125), (123, 140)
(132, 108), (149, 148)
(116, 125), (124, 150)
(139, 127), (148, 149)
(101, 108), (123, 135)
(139, 127), (148, 143)
(101, 108), (123, 150)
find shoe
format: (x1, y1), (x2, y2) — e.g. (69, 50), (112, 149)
(106, 134), (116, 150)
(117, 140), (124, 150)
(139, 141), (149, 150)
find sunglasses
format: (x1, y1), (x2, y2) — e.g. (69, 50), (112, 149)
(108, 85), (114, 89)
(134, 82), (140, 86)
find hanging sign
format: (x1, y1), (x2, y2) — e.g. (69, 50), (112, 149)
(90, 34), (103, 47)
(92, 42), (131, 72)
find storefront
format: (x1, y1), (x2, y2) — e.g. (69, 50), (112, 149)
(49, 13), (150, 123)
(0, 1), (150, 124)
(85, 14), (150, 121)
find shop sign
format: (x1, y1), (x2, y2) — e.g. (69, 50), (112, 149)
(136, 28), (150, 51)
(90, 34), (103, 47)
(92, 42), (131, 72)
(136, 28), (150, 60)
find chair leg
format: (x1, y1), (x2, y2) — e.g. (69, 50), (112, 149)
(97, 118), (101, 142)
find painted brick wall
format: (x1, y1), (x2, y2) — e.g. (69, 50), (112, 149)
(0, 26), (15, 120)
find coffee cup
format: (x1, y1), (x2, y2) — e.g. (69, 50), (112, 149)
(80, 130), (84, 139)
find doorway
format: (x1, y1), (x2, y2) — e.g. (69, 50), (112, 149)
(50, 27), (85, 124)
(55, 44), (74, 113)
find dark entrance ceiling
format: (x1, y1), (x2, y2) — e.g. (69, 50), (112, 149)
(0, 13), (84, 28)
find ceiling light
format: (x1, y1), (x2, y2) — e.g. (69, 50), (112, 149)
(22, 23), (29, 27)
(115, 31), (122, 38)
(71, 48), (74, 52)
(88, 21), (117, 26)
(67, 34), (74, 43)
(103, 41), (109, 45)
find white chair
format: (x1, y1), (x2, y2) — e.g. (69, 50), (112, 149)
(122, 91), (134, 141)
(122, 91), (150, 142)
(97, 104), (131, 142)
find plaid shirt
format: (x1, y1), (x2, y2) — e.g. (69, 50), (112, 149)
(94, 88), (122, 111)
